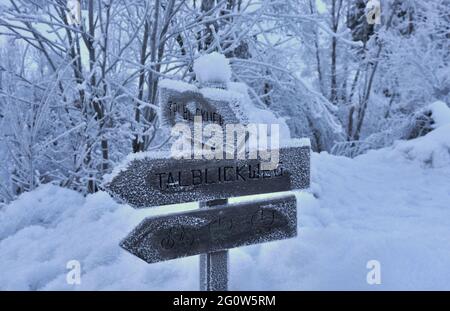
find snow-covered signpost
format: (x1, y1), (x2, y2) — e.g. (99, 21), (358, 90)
(105, 53), (310, 291)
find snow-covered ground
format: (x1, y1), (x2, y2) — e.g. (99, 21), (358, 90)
(0, 125), (449, 290)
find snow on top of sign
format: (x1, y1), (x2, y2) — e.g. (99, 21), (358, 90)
(244, 137), (310, 153)
(227, 82), (292, 142)
(227, 81), (248, 95)
(159, 79), (198, 93)
(199, 86), (248, 124)
(285, 138), (311, 148)
(158, 77), (294, 140)
(194, 52), (231, 84)
(200, 86), (241, 102)
(102, 150), (171, 185)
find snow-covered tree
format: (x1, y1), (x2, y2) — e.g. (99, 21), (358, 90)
(0, 0), (448, 202)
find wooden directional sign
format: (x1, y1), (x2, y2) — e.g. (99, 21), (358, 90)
(158, 79), (248, 128)
(120, 194), (297, 264)
(105, 145), (310, 208)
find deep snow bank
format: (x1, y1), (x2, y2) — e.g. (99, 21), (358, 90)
(392, 124), (450, 168)
(395, 101), (450, 168)
(1, 127), (450, 290)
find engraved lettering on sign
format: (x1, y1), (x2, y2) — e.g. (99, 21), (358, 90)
(151, 163), (286, 192)
(120, 195), (297, 263)
(106, 145), (309, 209)
(160, 226), (194, 251)
(157, 211), (279, 252)
(168, 100), (224, 125)
(209, 216), (233, 242)
(251, 209), (276, 233)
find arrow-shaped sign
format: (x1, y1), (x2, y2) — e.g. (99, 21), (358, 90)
(120, 194), (297, 264)
(104, 144), (310, 208)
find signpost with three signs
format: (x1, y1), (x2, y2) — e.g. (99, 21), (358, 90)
(105, 78), (310, 291)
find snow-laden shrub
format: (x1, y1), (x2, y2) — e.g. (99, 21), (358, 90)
(391, 101), (450, 167)
(392, 124), (450, 168)
(333, 101), (450, 158)
(404, 101), (450, 140)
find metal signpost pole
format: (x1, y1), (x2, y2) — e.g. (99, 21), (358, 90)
(199, 198), (229, 291)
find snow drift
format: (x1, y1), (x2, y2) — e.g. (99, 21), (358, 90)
(393, 101), (450, 168)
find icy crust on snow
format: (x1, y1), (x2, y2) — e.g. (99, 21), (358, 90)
(389, 124), (450, 168)
(0, 185), (84, 241)
(0, 185), (135, 290)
